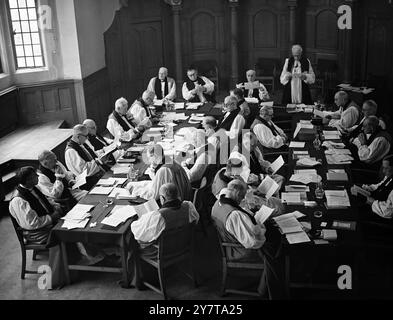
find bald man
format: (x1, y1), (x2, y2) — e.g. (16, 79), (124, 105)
(107, 97), (139, 142)
(147, 67), (177, 101)
(280, 44), (315, 105)
(324, 91), (360, 132)
(215, 96), (246, 140)
(127, 91), (156, 129)
(236, 70), (270, 102)
(65, 125), (105, 190)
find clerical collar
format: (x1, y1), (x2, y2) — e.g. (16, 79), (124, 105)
(19, 184), (33, 192)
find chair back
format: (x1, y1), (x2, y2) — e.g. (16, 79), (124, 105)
(158, 223), (195, 263)
(9, 214), (26, 249)
(213, 219), (242, 261)
(192, 177), (207, 205)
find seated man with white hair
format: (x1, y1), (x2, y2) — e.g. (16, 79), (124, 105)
(215, 95), (245, 140)
(212, 179), (286, 299)
(147, 67), (177, 102)
(107, 97), (140, 142)
(201, 116), (217, 138)
(236, 69), (270, 102)
(65, 125), (106, 190)
(37, 150), (88, 208)
(252, 106), (288, 149)
(127, 90), (157, 128)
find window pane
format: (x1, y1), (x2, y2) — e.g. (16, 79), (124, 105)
(22, 33), (31, 44)
(29, 20), (38, 32)
(18, 0), (27, 8)
(19, 8), (28, 20)
(14, 33), (23, 45)
(15, 45), (25, 57)
(32, 44), (41, 55)
(12, 21), (21, 33)
(31, 33), (40, 44)
(34, 56), (43, 67)
(10, 9), (19, 21)
(27, 8), (36, 20)
(24, 45), (33, 56)
(26, 56), (34, 67)
(26, 0), (35, 7)
(9, 0), (19, 9)
(17, 57), (26, 68)
(21, 21), (30, 32)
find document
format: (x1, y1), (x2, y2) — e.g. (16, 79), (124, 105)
(99, 143), (118, 159)
(281, 193), (302, 205)
(89, 186), (114, 195)
(275, 217), (304, 234)
(174, 102), (185, 110)
(186, 102), (203, 110)
(154, 99), (164, 107)
(112, 164), (131, 175)
(327, 171), (349, 182)
(258, 175), (279, 200)
(296, 157), (321, 167)
(286, 232), (311, 245)
(325, 190), (351, 208)
(289, 142), (305, 149)
(130, 199), (159, 218)
(97, 178), (117, 186)
(62, 218), (90, 230)
(255, 205), (275, 225)
(321, 229), (338, 241)
(72, 170), (88, 190)
(323, 131), (341, 140)
(101, 205), (137, 227)
(290, 173), (320, 185)
(274, 211), (306, 222)
(245, 97), (259, 104)
(260, 101), (274, 107)
(270, 156), (284, 175)
(62, 204), (94, 221)
(149, 127), (165, 132)
(285, 185), (310, 193)
(108, 187), (133, 199)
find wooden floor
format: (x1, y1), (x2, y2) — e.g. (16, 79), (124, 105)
(0, 121), (73, 166)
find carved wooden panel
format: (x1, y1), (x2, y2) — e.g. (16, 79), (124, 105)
(191, 12), (216, 51)
(253, 10), (278, 48)
(315, 9), (338, 50)
(42, 89), (58, 113)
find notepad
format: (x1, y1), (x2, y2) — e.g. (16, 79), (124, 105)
(289, 142), (305, 149)
(285, 185), (310, 193)
(89, 186), (114, 195)
(286, 232), (311, 245)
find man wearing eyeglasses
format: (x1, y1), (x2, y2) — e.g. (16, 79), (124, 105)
(65, 125), (106, 190)
(182, 65), (215, 103)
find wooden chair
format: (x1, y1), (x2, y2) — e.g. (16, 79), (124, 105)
(192, 60), (219, 92)
(138, 223), (197, 300)
(9, 214), (48, 279)
(192, 177), (208, 235)
(214, 222), (266, 298)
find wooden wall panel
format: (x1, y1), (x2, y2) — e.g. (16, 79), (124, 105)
(0, 89), (19, 138)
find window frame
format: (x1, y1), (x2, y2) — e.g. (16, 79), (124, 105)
(6, 0), (46, 70)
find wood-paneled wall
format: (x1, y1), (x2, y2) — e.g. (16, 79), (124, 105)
(0, 88), (19, 138)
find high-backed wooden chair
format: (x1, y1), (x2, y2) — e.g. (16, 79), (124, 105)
(138, 223), (197, 300)
(192, 60), (219, 93)
(213, 221), (266, 298)
(9, 214), (48, 279)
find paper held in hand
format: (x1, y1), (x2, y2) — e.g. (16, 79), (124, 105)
(72, 170), (88, 190)
(257, 175), (279, 200)
(99, 143), (118, 159)
(270, 156), (284, 175)
(255, 205), (275, 225)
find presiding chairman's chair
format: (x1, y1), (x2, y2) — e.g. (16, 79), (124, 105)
(138, 222), (197, 300)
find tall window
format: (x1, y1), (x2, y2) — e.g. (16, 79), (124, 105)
(8, 0), (44, 69)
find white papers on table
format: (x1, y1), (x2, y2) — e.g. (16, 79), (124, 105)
(257, 175), (279, 200)
(174, 102), (185, 110)
(295, 169), (317, 175)
(154, 99), (164, 106)
(325, 190), (351, 209)
(97, 177), (128, 187)
(290, 172), (320, 185)
(296, 157), (321, 167)
(322, 141), (345, 149)
(294, 123), (314, 138)
(325, 149), (352, 156)
(270, 156), (284, 175)
(99, 143), (118, 159)
(275, 216), (304, 234)
(101, 205), (137, 227)
(289, 141), (305, 149)
(326, 154), (354, 165)
(89, 186), (114, 195)
(245, 97), (259, 104)
(255, 205), (275, 225)
(294, 151), (309, 155)
(321, 229), (338, 241)
(148, 127), (165, 132)
(260, 101), (274, 107)
(161, 112), (189, 122)
(281, 193), (302, 205)
(112, 164), (130, 175)
(274, 211), (306, 222)
(285, 185), (310, 192)
(62, 204), (94, 222)
(304, 107), (314, 113)
(62, 219), (90, 230)
(108, 187), (133, 200)
(352, 185), (371, 198)
(72, 170), (88, 190)
(286, 232), (311, 245)
(186, 103), (203, 110)
(127, 146), (145, 153)
(323, 131), (341, 140)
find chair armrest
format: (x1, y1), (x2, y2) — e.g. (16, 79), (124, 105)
(222, 242), (244, 249)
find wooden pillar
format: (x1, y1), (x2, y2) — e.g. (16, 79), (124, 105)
(229, 0), (240, 88)
(342, 0), (356, 83)
(288, 0), (298, 45)
(169, 1), (184, 91)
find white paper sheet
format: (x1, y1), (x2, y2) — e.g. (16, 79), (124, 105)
(289, 142), (305, 149)
(257, 175), (279, 200)
(89, 186), (114, 195)
(270, 156), (284, 175)
(72, 170), (88, 190)
(286, 232), (311, 244)
(255, 205), (274, 225)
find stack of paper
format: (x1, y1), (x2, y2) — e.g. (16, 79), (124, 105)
(101, 205), (137, 227)
(326, 154), (354, 165)
(296, 157), (321, 167)
(281, 193), (302, 205)
(186, 103), (203, 110)
(154, 100), (164, 107)
(323, 131), (341, 140)
(112, 164), (131, 175)
(174, 102), (185, 110)
(290, 172), (320, 185)
(325, 149), (352, 155)
(285, 185), (310, 193)
(61, 204), (94, 230)
(322, 141), (345, 149)
(108, 188), (134, 200)
(97, 178), (128, 187)
(289, 142), (306, 149)
(273, 212), (311, 245)
(260, 101), (274, 107)
(89, 186), (114, 195)
(325, 190), (351, 209)
(327, 169), (349, 182)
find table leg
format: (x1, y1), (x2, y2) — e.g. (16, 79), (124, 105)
(285, 254), (291, 299)
(119, 236), (131, 288)
(60, 242), (71, 285)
